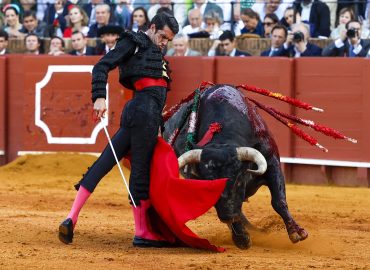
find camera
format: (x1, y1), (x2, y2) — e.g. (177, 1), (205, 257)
(292, 31), (304, 43)
(346, 28), (358, 39)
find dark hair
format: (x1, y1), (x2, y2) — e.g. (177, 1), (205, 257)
(129, 7), (149, 31)
(241, 8), (260, 21)
(219, 30), (234, 42)
(0, 29), (9, 41)
(71, 30), (85, 38)
(50, 36), (65, 48)
(3, 5), (20, 16)
(264, 13), (279, 24)
(345, 19), (361, 29)
(271, 24), (288, 37)
(23, 10), (37, 20)
(156, 7), (174, 16)
(336, 7), (355, 27)
(150, 12), (179, 35)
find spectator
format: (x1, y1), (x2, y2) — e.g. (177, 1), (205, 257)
(148, 0), (186, 26)
(187, 0), (224, 28)
(336, 0), (367, 24)
(20, 10), (52, 37)
(204, 10), (223, 39)
(240, 8), (264, 37)
(283, 22), (322, 57)
(263, 13), (279, 38)
(20, 0), (37, 14)
(128, 7), (150, 31)
(3, 4), (24, 38)
(95, 24), (123, 55)
(0, 29), (9, 55)
(83, 0), (105, 27)
(280, 6), (297, 30)
(69, 31), (96, 56)
(330, 7), (355, 40)
(88, 4), (116, 38)
(24, 33), (42, 54)
(322, 20), (370, 57)
(114, 0), (132, 29)
(261, 24), (289, 56)
(63, 5), (90, 38)
(251, 0), (292, 21)
(48, 36), (66, 56)
(208, 30), (251, 56)
(292, 0), (331, 38)
(182, 8), (203, 36)
(166, 33), (201, 56)
(43, 0), (68, 37)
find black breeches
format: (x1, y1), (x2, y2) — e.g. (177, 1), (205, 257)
(79, 87), (166, 205)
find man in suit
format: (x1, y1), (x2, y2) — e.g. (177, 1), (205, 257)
(261, 24), (290, 57)
(208, 30), (251, 56)
(87, 3), (117, 38)
(293, 0), (331, 38)
(166, 33), (202, 56)
(322, 20), (370, 57)
(69, 31), (96, 56)
(283, 22), (322, 57)
(184, 0), (224, 28)
(0, 29), (9, 55)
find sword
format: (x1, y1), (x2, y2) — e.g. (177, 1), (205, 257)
(100, 117), (137, 208)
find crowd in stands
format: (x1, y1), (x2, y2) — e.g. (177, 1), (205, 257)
(0, 0), (369, 57)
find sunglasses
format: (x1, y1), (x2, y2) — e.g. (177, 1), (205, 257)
(263, 22), (275, 26)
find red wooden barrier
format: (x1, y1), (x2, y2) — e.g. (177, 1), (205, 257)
(0, 57), (5, 165)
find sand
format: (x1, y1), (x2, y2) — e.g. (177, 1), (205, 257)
(0, 153), (369, 270)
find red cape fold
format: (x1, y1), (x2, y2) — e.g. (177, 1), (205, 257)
(148, 137), (227, 252)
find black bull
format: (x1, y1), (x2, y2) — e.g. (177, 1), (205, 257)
(163, 84), (308, 249)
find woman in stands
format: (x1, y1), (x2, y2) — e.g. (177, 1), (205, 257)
(239, 8), (263, 37)
(3, 4), (24, 38)
(330, 7), (355, 39)
(128, 7), (149, 32)
(63, 5), (89, 38)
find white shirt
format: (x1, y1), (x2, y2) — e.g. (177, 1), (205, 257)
(76, 47), (87, 56)
(251, 0), (293, 20)
(300, 2), (312, 22)
(182, 25), (202, 36)
(0, 49), (6, 55)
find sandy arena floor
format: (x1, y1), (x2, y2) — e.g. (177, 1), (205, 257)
(0, 153), (369, 270)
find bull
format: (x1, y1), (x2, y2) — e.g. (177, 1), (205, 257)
(163, 84), (308, 249)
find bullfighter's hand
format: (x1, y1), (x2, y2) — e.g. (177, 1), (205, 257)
(93, 98), (107, 119)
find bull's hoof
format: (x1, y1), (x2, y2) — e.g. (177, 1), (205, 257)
(289, 228), (308, 243)
(228, 222), (252, 249)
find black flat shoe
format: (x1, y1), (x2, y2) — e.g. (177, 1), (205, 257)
(58, 218), (74, 244)
(133, 236), (172, 248)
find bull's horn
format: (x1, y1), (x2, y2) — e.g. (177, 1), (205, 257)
(178, 149), (202, 169)
(236, 147), (267, 175)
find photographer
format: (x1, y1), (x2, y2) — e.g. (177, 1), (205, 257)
(322, 20), (370, 57)
(282, 22), (322, 57)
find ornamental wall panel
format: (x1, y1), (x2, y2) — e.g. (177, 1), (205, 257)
(6, 55), (131, 162)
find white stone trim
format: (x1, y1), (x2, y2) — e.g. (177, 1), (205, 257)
(35, 65), (109, 144)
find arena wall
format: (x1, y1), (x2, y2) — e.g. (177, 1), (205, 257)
(0, 57), (5, 164)
(1, 55), (369, 187)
